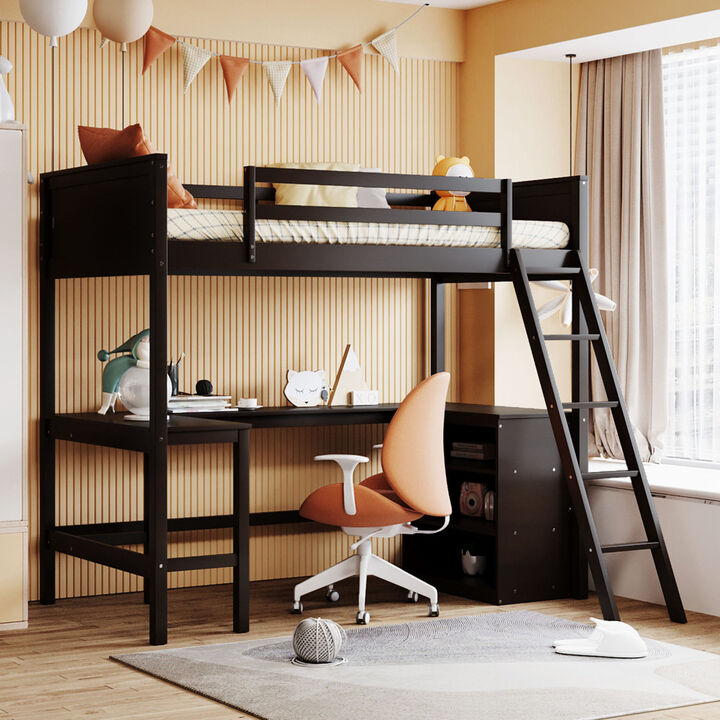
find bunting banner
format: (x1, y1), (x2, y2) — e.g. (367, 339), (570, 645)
(263, 60), (292, 105)
(181, 42), (212, 93)
(371, 29), (399, 73)
(219, 55), (250, 102)
(142, 25), (176, 74)
(337, 44), (363, 92)
(300, 56), (329, 104)
(136, 3), (428, 102)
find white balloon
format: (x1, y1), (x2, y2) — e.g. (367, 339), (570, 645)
(19, 0), (88, 47)
(93, 0), (153, 49)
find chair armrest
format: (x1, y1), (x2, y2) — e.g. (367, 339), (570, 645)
(314, 454), (369, 516)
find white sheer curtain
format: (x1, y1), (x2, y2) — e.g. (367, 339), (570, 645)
(662, 44), (720, 464)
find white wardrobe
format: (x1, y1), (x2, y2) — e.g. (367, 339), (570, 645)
(0, 122), (28, 630)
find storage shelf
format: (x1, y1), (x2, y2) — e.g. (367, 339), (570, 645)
(413, 567), (496, 604)
(446, 459), (496, 476)
(448, 515), (496, 537)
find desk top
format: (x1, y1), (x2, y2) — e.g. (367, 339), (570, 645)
(50, 412), (251, 453)
(175, 402), (550, 428)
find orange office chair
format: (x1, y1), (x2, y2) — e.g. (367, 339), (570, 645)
(291, 372), (452, 624)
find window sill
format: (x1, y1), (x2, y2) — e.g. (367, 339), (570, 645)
(588, 457), (720, 504)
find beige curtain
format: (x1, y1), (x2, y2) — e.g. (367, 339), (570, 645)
(575, 50), (668, 462)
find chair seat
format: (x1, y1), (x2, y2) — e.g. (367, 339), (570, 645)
(299, 474), (423, 528)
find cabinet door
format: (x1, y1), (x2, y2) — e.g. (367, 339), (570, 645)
(0, 129), (24, 523)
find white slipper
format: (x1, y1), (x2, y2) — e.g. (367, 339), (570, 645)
(553, 617), (648, 659)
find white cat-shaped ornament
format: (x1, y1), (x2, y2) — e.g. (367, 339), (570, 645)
(284, 369), (328, 407)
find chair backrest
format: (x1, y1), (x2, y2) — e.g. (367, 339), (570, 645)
(381, 372), (451, 516)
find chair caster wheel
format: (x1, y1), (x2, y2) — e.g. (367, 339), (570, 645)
(326, 589), (340, 603)
(428, 603), (439, 617)
(356, 611), (370, 625)
(406, 591), (419, 603)
(290, 601), (303, 615)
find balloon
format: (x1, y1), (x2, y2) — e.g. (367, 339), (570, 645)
(93, 0), (153, 51)
(19, 0), (88, 47)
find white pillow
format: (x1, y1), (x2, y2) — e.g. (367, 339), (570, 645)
(271, 162), (359, 207)
(357, 167), (391, 209)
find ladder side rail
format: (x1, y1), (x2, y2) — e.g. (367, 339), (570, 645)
(510, 249), (619, 620)
(572, 253), (687, 623)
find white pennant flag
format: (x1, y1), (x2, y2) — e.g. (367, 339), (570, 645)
(371, 29), (399, 73)
(181, 42), (212, 94)
(263, 60), (292, 105)
(300, 56), (329, 104)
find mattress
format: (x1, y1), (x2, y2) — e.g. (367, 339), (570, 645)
(167, 209), (570, 249)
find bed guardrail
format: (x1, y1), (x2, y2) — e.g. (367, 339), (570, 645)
(240, 166), (513, 265)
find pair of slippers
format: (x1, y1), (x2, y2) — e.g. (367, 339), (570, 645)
(553, 617), (648, 658)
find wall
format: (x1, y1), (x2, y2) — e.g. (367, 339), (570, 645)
(459, 0), (712, 406)
(0, 15), (462, 600)
(0, 0), (465, 62)
(461, 0), (720, 176)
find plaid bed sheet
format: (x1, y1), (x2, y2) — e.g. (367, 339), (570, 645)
(166, 209), (570, 249)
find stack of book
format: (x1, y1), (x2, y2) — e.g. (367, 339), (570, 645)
(450, 441), (494, 460)
(168, 394), (233, 413)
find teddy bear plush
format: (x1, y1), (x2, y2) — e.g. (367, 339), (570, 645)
(432, 154), (473, 211)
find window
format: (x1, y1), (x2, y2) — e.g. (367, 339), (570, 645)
(662, 43), (719, 464)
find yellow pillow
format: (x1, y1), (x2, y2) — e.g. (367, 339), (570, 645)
(271, 162), (359, 207)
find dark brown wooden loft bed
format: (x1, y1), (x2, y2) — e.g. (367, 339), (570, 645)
(38, 155), (685, 645)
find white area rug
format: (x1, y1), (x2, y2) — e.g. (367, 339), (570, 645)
(113, 611), (720, 720)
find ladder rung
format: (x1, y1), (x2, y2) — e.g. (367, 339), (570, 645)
(584, 470), (639, 480)
(601, 541), (660, 554)
(563, 401), (618, 409)
(544, 334), (600, 341)
(526, 268), (581, 279)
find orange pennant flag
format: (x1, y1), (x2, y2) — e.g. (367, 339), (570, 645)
(219, 56), (250, 102)
(337, 44), (363, 92)
(142, 26), (176, 74)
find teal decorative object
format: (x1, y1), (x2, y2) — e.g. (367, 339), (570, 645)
(97, 330), (172, 419)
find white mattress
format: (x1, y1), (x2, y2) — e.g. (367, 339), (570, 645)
(167, 209), (570, 249)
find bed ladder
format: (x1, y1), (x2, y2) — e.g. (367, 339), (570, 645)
(509, 248), (686, 623)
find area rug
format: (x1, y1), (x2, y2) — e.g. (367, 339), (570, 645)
(113, 611), (720, 720)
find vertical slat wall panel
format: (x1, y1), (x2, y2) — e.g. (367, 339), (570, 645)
(0, 21), (460, 600)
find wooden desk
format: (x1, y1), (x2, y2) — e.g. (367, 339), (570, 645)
(41, 413), (251, 645)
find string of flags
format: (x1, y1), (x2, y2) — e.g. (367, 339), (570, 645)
(139, 3), (427, 104)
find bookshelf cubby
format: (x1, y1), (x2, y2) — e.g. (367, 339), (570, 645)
(402, 405), (572, 606)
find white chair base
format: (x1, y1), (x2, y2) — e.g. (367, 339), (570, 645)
(292, 529), (440, 623)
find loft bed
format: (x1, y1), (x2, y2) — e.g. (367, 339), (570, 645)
(38, 154), (684, 645)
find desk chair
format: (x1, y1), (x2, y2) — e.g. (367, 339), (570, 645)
(292, 372), (452, 624)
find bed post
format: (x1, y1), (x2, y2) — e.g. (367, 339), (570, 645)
(244, 166), (257, 263)
(570, 175), (590, 599)
(430, 280), (445, 374)
(147, 156), (169, 645)
(501, 178), (513, 268)
(39, 175), (56, 605)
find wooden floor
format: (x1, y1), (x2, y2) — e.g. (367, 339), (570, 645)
(1, 579), (719, 720)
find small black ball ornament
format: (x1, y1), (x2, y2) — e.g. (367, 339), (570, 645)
(195, 379), (214, 396)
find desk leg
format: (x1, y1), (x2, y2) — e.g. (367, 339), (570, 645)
(233, 429), (250, 633)
(145, 449), (168, 645)
(143, 454), (151, 605)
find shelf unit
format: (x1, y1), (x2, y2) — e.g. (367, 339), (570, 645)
(403, 405), (572, 606)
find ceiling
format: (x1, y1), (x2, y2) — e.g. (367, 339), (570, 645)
(377, 0), (506, 9)
(502, 9), (720, 63)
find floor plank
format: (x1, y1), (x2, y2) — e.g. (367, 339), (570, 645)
(0, 579), (718, 720)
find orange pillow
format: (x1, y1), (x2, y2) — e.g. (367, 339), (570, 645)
(77, 124), (197, 209)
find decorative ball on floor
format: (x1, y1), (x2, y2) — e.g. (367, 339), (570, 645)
(292, 617), (346, 666)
